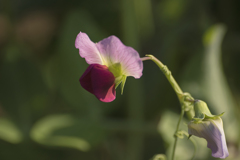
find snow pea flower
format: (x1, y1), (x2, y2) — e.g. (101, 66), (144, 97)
(75, 32), (143, 102)
(188, 100), (229, 159)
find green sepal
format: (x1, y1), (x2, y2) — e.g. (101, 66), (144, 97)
(120, 75), (127, 95)
(108, 62), (127, 95)
(115, 76), (123, 89)
(114, 75), (127, 95)
(192, 117), (204, 123)
(204, 112), (225, 119)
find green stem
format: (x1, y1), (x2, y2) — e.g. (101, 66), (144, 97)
(145, 55), (183, 97)
(172, 109), (185, 160)
(144, 55), (188, 160)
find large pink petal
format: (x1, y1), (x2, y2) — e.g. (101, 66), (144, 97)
(75, 32), (103, 65)
(96, 36), (143, 79)
(79, 64), (116, 102)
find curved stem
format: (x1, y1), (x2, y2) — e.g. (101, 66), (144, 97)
(145, 55), (183, 97)
(143, 55), (191, 160)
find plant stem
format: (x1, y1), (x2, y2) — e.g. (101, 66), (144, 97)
(144, 55), (186, 160)
(145, 55), (183, 97)
(172, 108), (185, 160)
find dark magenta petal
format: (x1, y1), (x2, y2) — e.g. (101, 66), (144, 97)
(79, 65), (95, 94)
(80, 64), (116, 102)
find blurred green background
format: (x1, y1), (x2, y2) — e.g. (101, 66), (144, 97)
(0, 0), (240, 160)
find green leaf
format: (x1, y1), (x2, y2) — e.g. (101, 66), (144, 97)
(30, 114), (106, 151)
(0, 118), (22, 143)
(30, 114), (89, 151)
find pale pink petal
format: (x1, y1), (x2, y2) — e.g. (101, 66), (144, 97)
(96, 36), (143, 79)
(75, 32), (103, 65)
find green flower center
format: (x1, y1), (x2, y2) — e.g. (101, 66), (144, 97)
(108, 63), (127, 94)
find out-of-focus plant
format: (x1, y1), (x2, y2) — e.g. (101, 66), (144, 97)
(1, 0), (240, 160)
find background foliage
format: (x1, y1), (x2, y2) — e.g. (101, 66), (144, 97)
(0, 0), (240, 160)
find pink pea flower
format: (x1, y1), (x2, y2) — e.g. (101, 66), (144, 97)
(75, 32), (143, 102)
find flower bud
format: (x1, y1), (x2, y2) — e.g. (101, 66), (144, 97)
(188, 100), (229, 159)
